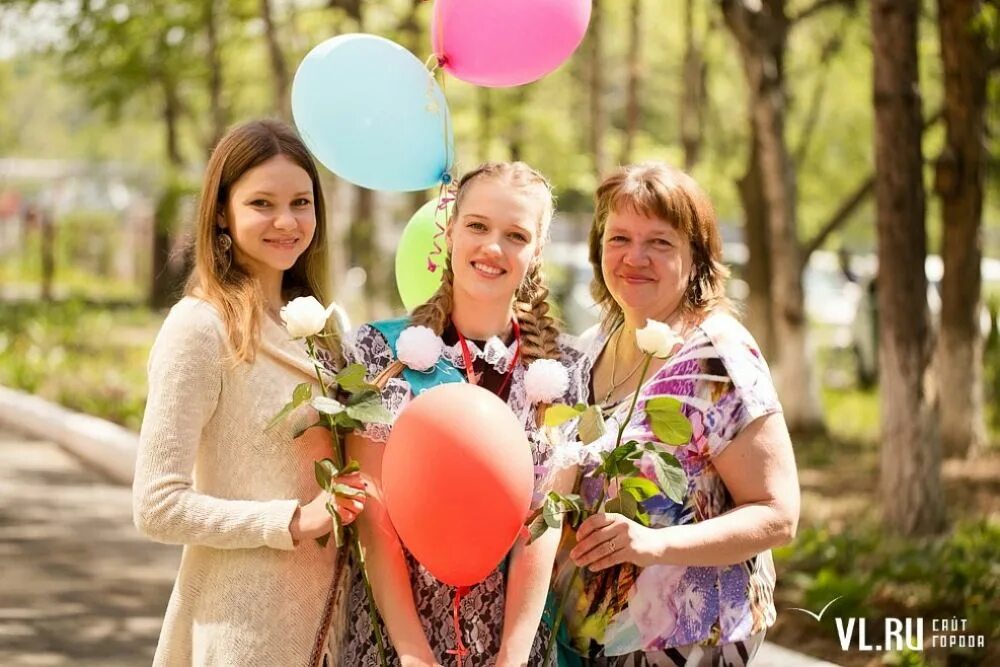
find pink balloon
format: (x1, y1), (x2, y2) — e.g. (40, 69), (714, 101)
(382, 384), (535, 587)
(431, 0), (592, 88)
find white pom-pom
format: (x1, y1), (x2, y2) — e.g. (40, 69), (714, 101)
(396, 325), (444, 372)
(524, 359), (570, 404)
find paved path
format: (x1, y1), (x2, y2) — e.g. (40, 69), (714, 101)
(0, 425), (180, 666)
(0, 422), (839, 666)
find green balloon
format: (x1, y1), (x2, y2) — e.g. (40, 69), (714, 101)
(395, 197), (452, 312)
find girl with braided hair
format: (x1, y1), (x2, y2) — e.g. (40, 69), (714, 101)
(341, 162), (589, 666)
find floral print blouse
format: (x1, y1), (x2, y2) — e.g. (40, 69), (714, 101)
(558, 312), (783, 658)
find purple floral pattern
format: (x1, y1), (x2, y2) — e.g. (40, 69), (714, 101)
(560, 313), (782, 658)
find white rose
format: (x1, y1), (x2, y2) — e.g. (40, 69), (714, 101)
(311, 396), (345, 416)
(524, 359), (570, 404)
(397, 325), (444, 372)
(635, 319), (684, 358)
(280, 296), (338, 338)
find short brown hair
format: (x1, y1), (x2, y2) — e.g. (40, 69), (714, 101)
(588, 162), (730, 331)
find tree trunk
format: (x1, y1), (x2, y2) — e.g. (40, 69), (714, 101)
(680, 0), (706, 170)
(739, 136), (775, 358)
(621, 0), (642, 165)
(205, 0), (227, 149)
(349, 186), (380, 318)
(151, 76), (186, 309)
(722, 0), (823, 432)
(508, 87), (529, 163)
(871, 0), (945, 536)
(935, 0), (989, 458)
(478, 88), (494, 162)
(260, 0), (290, 119)
(40, 209), (54, 302)
(589, 0), (608, 179)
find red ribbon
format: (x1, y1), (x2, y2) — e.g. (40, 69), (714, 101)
(455, 319), (521, 394)
(445, 585), (471, 666)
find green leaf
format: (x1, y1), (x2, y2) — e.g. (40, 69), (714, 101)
(315, 533), (331, 548)
(526, 513), (549, 545)
(650, 452), (688, 504)
(333, 413), (365, 431)
(332, 482), (365, 499)
(645, 397), (693, 445)
(340, 459), (361, 476)
(314, 458), (337, 491)
(265, 382), (314, 431)
(345, 392), (393, 425)
(605, 492), (638, 521)
(294, 419), (327, 439)
(544, 403), (585, 427)
(577, 405), (607, 445)
(621, 476), (661, 501)
(542, 496), (562, 529)
(335, 363), (369, 393)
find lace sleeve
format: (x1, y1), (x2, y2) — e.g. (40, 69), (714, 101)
(348, 324), (409, 443)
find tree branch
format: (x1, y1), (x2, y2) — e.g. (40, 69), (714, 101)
(790, 0), (856, 25)
(793, 16), (849, 166)
(802, 107), (943, 260)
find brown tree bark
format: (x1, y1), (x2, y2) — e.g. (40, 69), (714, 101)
(871, 0), (945, 535)
(478, 88), (494, 162)
(508, 87), (529, 163)
(260, 0), (290, 119)
(205, 0), (227, 149)
(680, 0), (706, 171)
(722, 0), (823, 432)
(935, 0), (989, 458)
(150, 73), (187, 309)
(621, 0), (643, 165)
(39, 209), (54, 302)
(589, 0), (608, 179)
(739, 136), (775, 358)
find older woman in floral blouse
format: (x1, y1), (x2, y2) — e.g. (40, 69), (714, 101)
(555, 162), (800, 666)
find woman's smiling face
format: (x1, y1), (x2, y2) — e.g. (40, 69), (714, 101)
(447, 176), (546, 306)
(600, 208), (693, 322)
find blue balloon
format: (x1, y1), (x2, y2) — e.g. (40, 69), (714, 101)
(292, 34), (454, 192)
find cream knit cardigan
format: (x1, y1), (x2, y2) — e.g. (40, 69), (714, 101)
(133, 297), (345, 666)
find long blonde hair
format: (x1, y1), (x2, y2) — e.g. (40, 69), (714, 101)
(185, 119), (342, 365)
(410, 162), (561, 365)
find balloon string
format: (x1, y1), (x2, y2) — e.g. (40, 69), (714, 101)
(427, 180), (455, 273)
(445, 585), (471, 667)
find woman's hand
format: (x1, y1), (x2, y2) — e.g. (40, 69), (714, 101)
(570, 512), (666, 571)
(290, 471), (367, 542)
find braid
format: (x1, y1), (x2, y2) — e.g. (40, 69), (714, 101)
(516, 262), (561, 364)
(410, 257), (455, 335)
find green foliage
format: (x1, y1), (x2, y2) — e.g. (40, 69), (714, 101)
(645, 397), (694, 445)
(0, 300), (158, 431)
(775, 520), (1000, 662)
(266, 382), (313, 431)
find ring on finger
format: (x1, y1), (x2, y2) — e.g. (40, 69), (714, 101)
(608, 539), (616, 554)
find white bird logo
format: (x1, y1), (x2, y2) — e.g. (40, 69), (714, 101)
(788, 597), (842, 621)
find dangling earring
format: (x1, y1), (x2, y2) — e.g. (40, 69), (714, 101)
(217, 230), (232, 272)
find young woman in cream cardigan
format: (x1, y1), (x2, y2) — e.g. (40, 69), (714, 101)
(133, 120), (365, 667)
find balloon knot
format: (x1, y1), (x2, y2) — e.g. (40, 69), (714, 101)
(441, 172), (453, 185)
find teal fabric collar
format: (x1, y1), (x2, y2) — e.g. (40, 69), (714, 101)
(369, 317), (464, 396)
